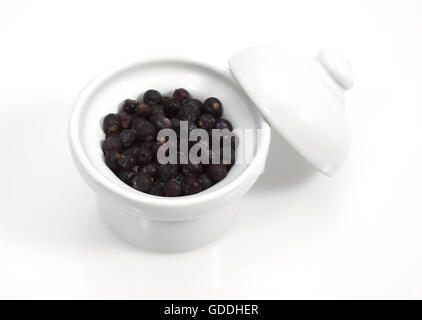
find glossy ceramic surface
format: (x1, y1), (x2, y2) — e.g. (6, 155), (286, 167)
(229, 46), (354, 176)
(69, 55), (271, 252)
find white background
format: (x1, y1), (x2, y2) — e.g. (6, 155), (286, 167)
(0, 0), (421, 299)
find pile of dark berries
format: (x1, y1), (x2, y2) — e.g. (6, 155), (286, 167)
(101, 88), (236, 197)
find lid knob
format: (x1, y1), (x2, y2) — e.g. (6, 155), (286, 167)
(316, 50), (355, 90)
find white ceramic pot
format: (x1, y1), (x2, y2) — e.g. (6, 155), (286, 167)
(68, 55), (271, 252)
(69, 47), (354, 252)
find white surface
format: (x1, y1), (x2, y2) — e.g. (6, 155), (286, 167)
(230, 46), (352, 175)
(316, 50), (355, 90)
(0, 0), (421, 299)
(69, 55), (270, 251)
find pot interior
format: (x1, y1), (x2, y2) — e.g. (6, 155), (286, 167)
(79, 57), (263, 197)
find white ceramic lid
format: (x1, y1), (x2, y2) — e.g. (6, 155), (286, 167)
(229, 46), (354, 176)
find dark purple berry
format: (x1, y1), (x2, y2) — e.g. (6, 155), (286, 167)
(102, 136), (122, 153)
(135, 103), (151, 118)
(150, 104), (165, 116)
(150, 181), (165, 196)
(141, 162), (158, 177)
(190, 99), (203, 109)
(153, 116), (172, 130)
(158, 163), (179, 182)
(199, 173), (213, 190)
(207, 164), (227, 182)
(164, 179), (183, 197)
(119, 129), (136, 147)
(137, 146), (152, 164)
(139, 140), (154, 150)
(105, 151), (121, 171)
(171, 118), (181, 134)
(143, 89), (162, 105)
(182, 175), (202, 195)
(132, 116), (148, 130)
(132, 165), (141, 173)
(179, 102), (202, 122)
(118, 113), (133, 130)
(126, 146), (140, 156)
(118, 169), (136, 185)
(163, 98), (181, 116)
(173, 88), (190, 104)
(203, 97), (223, 118)
(175, 174), (185, 184)
(182, 174), (196, 185)
(151, 140), (163, 158)
(103, 113), (121, 134)
(191, 102), (202, 117)
(106, 131), (120, 138)
(198, 114), (216, 130)
(122, 99), (138, 114)
(148, 105), (166, 123)
(102, 88), (231, 197)
(118, 150), (137, 170)
(215, 118), (233, 131)
(148, 113), (161, 125)
(132, 172), (153, 192)
(182, 162), (203, 176)
(187, 102), (202, 119)
(136, 121), (156, 141)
